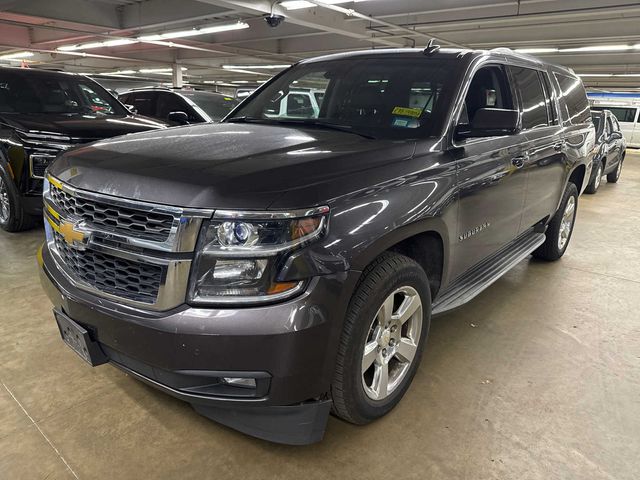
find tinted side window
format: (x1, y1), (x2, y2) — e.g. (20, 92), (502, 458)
(606, 107), (637, 123)
(460, 65), (513, 125)
(554, 74), (590, 125)
(510, 67), (549, 129)
(156, 92), (192, 120)
(126, 92), (157, 116)
(286, 93), (314, 117)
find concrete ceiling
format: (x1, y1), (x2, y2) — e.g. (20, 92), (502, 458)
(1, 0), (640, 91)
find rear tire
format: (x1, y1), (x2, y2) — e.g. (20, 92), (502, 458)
(331, 252), (431, 425)
(584, 159), (602, 194)
(532, 182), (578, 261)
(607, 157), (623, 183)
(0, 165), (37, 233)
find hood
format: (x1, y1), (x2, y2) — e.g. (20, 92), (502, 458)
(0, 112), (166, 140)
(48, 122), (419, 209)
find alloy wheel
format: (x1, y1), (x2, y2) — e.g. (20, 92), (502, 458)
(0, 175), (10, 224)
(594, 164), (602, 189)
(361, 286), (423, 401)
(557, 195), (576, 251)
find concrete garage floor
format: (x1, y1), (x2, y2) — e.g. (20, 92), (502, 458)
(1, 153), (639, 480)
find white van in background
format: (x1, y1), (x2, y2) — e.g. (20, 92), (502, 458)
(588, 93), (640, 148)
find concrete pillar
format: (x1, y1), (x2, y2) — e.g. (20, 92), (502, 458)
(172, 63), (183, 88)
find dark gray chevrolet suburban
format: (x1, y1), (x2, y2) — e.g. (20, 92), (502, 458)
(38, 47), (595, 444)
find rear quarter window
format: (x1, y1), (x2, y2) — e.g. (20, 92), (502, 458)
(554, 73), (590, 125)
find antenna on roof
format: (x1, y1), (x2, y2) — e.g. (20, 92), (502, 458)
(423, 39), (441, 56)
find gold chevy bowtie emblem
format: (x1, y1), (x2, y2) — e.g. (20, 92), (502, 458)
(59, 220), (87, 246)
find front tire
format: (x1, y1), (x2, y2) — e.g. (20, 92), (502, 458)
(607, 157), (623, 183)
(331, 252), (431, 425)
(0, 165), (37, 233)
(532, 182), (578, 261)
(584, 159), (602, 194)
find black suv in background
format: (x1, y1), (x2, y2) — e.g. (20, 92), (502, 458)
(39, 48), (594, 444)
(119, 87), (238, 125)
(0, 67), (166, 232)
(585, 109), (626, 194)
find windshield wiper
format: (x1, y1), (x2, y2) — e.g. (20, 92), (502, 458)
(225, 116), (267, 123)
(272, 119), (376, 139)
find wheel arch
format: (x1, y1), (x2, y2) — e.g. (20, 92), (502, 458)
(351, 218), (449, 299)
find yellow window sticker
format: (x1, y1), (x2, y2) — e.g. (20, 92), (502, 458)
(392, 106), (423, 118)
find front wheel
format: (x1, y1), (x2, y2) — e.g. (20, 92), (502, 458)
(584, 159), (602, 194)
(0, 166), (37, 232)
(532, 182), (578, 261)
(331, 252), (431, 425)
(607, 157), (623, 183)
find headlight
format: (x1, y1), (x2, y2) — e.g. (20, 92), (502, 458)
(188, 206), (329, 304)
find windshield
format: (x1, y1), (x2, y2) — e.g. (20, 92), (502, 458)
(228, 57), (457, 139)
(0, 70), (127, 116)
(183, 92), (238, 121)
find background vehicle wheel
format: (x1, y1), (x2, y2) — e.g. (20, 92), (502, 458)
(607, 157), (623, 183)
(331, 252), (431, 425)
(584, 159), (602, 194)
(0, 166), (37, 232)
(532, 182), (578, 262)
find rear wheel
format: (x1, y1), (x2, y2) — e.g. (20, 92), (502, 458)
(607, 157), (623, 183)
(584, 159), (602, 194)
(532, 182), (578, 261)
(0, 166), (37, 232)
(331, 252), (431, 425)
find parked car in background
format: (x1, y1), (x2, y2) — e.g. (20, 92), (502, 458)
(589, 93), (640, 147)
(39, 48), (594, 444)
(265, 88), (325, 118)
(585, 109), (626, 193)
(119, 87), (238, 125)
(0, 67), (166, 232)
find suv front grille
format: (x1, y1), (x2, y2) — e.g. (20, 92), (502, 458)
(50, 184), (174, 242)
(54, 232), (164, 304)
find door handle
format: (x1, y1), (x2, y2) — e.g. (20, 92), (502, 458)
(511, 156), (526, 169)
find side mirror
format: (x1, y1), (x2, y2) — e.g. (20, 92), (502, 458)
(124, 104), (137, 114)
(455, 108), (519, 139)
(167, 111), (189, 125)
(609, 131), (623, 141)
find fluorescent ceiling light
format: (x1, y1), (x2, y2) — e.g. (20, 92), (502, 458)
(223, 64), (290, 69)
(615, 73), (640, 77)
(103, 70), (137, 75)
(0, 51), (34, 60)
(231, 80), (249, 84)
(577, 73), (613, 77)
(58, 39), (137, 51)
(515, 48), (558, 54)
(560, 45), (633, 53)
(281, 0), (369, 10)
(138, 21), (249, 41)
(139, 67), (187, 73)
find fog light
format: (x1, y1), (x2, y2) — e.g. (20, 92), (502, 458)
(222, 377), (256, 388)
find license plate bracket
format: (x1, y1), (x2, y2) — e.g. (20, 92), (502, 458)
(54, 310), (108, 367)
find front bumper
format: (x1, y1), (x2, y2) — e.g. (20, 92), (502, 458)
(38, 244), (359, 444)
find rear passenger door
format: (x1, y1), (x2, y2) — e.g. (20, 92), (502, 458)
(510, 66), (565, 232)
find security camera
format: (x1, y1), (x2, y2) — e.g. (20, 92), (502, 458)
(264, 14), (285, 28)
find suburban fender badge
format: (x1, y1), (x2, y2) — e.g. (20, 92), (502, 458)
(459, 222), (491, 242)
